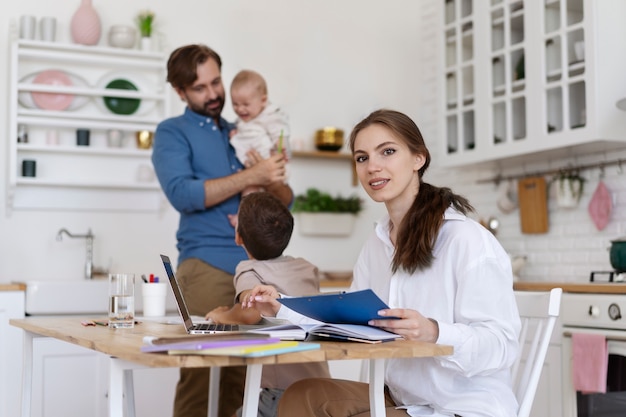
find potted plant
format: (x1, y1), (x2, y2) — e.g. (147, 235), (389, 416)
(136, 10), (155, 50)
(553, 169), (585, 209)
(292, 188), (363, 236)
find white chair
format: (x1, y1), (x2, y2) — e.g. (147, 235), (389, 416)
(512, 288), (562, 417)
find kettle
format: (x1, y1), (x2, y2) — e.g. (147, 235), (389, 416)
(610, 237), (626, 272)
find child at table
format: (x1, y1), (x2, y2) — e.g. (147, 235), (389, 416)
(206, 191), (329, 417)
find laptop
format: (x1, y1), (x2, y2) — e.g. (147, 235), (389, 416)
(160, 254), (241, 334)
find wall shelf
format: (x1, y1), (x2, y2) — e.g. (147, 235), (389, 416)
(7, 26), (170, 212)
(292, 150), (357, 185)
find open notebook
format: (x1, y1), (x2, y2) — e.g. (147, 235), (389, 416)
(250, 290), (402, 343)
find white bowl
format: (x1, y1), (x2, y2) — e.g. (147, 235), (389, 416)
(108, 25), (137, 49)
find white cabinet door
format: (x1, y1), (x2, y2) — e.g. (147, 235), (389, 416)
(526, 344), (563, 417)
(30, 337), (179, 417)
(440, 0), (626, 167)
(31, 338), (109, 417)
(0, 291), (25, 417)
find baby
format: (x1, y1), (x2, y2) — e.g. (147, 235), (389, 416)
(230, 69), (290, 164)
(228, 69), (291, 227)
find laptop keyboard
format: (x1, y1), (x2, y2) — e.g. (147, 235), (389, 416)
(192, 323), (239, 332)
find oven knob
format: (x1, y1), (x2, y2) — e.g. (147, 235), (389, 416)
(609, 303), (622, 321)
(588, 305), (600, 317)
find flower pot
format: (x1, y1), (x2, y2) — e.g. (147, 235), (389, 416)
(296, 213), (356, 237)
(556, 177), (583, 209)
(140, 36), (152, 51)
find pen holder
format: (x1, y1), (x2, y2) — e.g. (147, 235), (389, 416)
(141, 282), (167, 317)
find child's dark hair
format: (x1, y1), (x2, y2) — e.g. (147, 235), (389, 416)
(237, 192), (294, 260)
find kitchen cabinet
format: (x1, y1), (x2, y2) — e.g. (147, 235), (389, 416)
(524, 344), (563, 417)
(440, 0), (626, 167)
(0, 288), (25, 417)
(28, 338), (178, 417)
(7, 25), (170, 211)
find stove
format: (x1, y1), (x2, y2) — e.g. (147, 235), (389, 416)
(560, 276), (626, 417)
(590, 271), (626, 283)
(561, 292), (626, 331)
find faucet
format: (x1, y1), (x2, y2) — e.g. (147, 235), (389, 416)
(56, 228), (95, 279)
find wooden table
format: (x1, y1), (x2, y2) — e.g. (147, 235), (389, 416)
(10, 317), (452, 417)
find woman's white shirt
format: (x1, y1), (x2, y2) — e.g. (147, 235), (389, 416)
(351, 207), (521, 417)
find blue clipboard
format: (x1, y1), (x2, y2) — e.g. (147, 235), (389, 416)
(278, 289), (394, 325)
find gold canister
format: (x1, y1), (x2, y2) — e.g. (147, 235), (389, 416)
(136, 130), (154, 149)
(315, 127), (344, 151)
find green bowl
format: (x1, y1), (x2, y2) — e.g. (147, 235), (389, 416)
(103, 79), (141, 115)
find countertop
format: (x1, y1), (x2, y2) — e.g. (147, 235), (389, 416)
(0, 283), (26, 292)
(514, 281), (626, 294)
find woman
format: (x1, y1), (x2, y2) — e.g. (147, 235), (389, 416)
(246, 109), (521, 417)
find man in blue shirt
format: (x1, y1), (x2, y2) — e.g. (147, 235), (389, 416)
(152, 44), (292, 417)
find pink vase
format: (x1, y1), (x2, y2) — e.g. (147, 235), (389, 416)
(70, 0), (101, 45)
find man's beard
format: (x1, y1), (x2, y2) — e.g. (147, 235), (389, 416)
(188, 96), (225, 119)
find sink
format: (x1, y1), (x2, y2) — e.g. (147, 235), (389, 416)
(24, 280), (109, 315)
(23, 279), (178, 316)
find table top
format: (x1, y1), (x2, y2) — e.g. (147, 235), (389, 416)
(10, 317), (453, 368)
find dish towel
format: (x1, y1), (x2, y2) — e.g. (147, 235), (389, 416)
(572, 333), (608, 393)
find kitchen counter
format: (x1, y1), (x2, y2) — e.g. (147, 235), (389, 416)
(0, 283), (25, 291)
(514, 281), (626, 294)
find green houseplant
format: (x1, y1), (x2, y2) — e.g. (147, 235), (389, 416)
(292, 188), (363, 236)
(292, 188), (363, 214)
(553, 169), (585, 209)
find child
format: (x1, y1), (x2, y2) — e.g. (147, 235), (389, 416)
(206, 191), (330, 417)
(227, 69), (290, 227)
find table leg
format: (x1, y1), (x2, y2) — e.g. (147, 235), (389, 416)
(207, 366), (220, 417)
(109, 357), (144, 417)
(20, 330), (36, 417)
(109, 358), (125, 417)
(368, 358), (386, 417)
(240, 364), (263, 417)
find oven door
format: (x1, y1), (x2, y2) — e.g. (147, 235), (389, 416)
(562, 327), (626, 417)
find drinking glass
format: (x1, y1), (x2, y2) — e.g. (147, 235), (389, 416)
(108, 273), (135, 328)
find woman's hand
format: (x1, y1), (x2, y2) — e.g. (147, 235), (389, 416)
(242, 284), (282, 317)
(368, 308), (439, 342)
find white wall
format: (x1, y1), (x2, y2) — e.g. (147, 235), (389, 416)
(3, 0), (624, 286)
(0, 0), (419, 282)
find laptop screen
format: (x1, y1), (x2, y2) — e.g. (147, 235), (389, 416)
(160, 254), (194, 330)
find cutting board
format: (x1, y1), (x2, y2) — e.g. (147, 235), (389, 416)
(518, 176), (548, 233)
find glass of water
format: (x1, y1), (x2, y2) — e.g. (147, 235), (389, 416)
(108, 273), (135, 328)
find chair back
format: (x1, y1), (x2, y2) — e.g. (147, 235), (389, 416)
(512, 288), (562, 417)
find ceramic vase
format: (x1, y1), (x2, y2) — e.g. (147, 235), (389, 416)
(70, 0), (101, 45)
(140, 37), (152, 51)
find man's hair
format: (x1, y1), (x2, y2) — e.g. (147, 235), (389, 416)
(231, 69), (268, 96)
(166, 44), (222, 90)
(237, 192), (293, 260)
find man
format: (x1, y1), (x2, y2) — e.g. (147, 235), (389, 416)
(152, 44), (292, 417)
